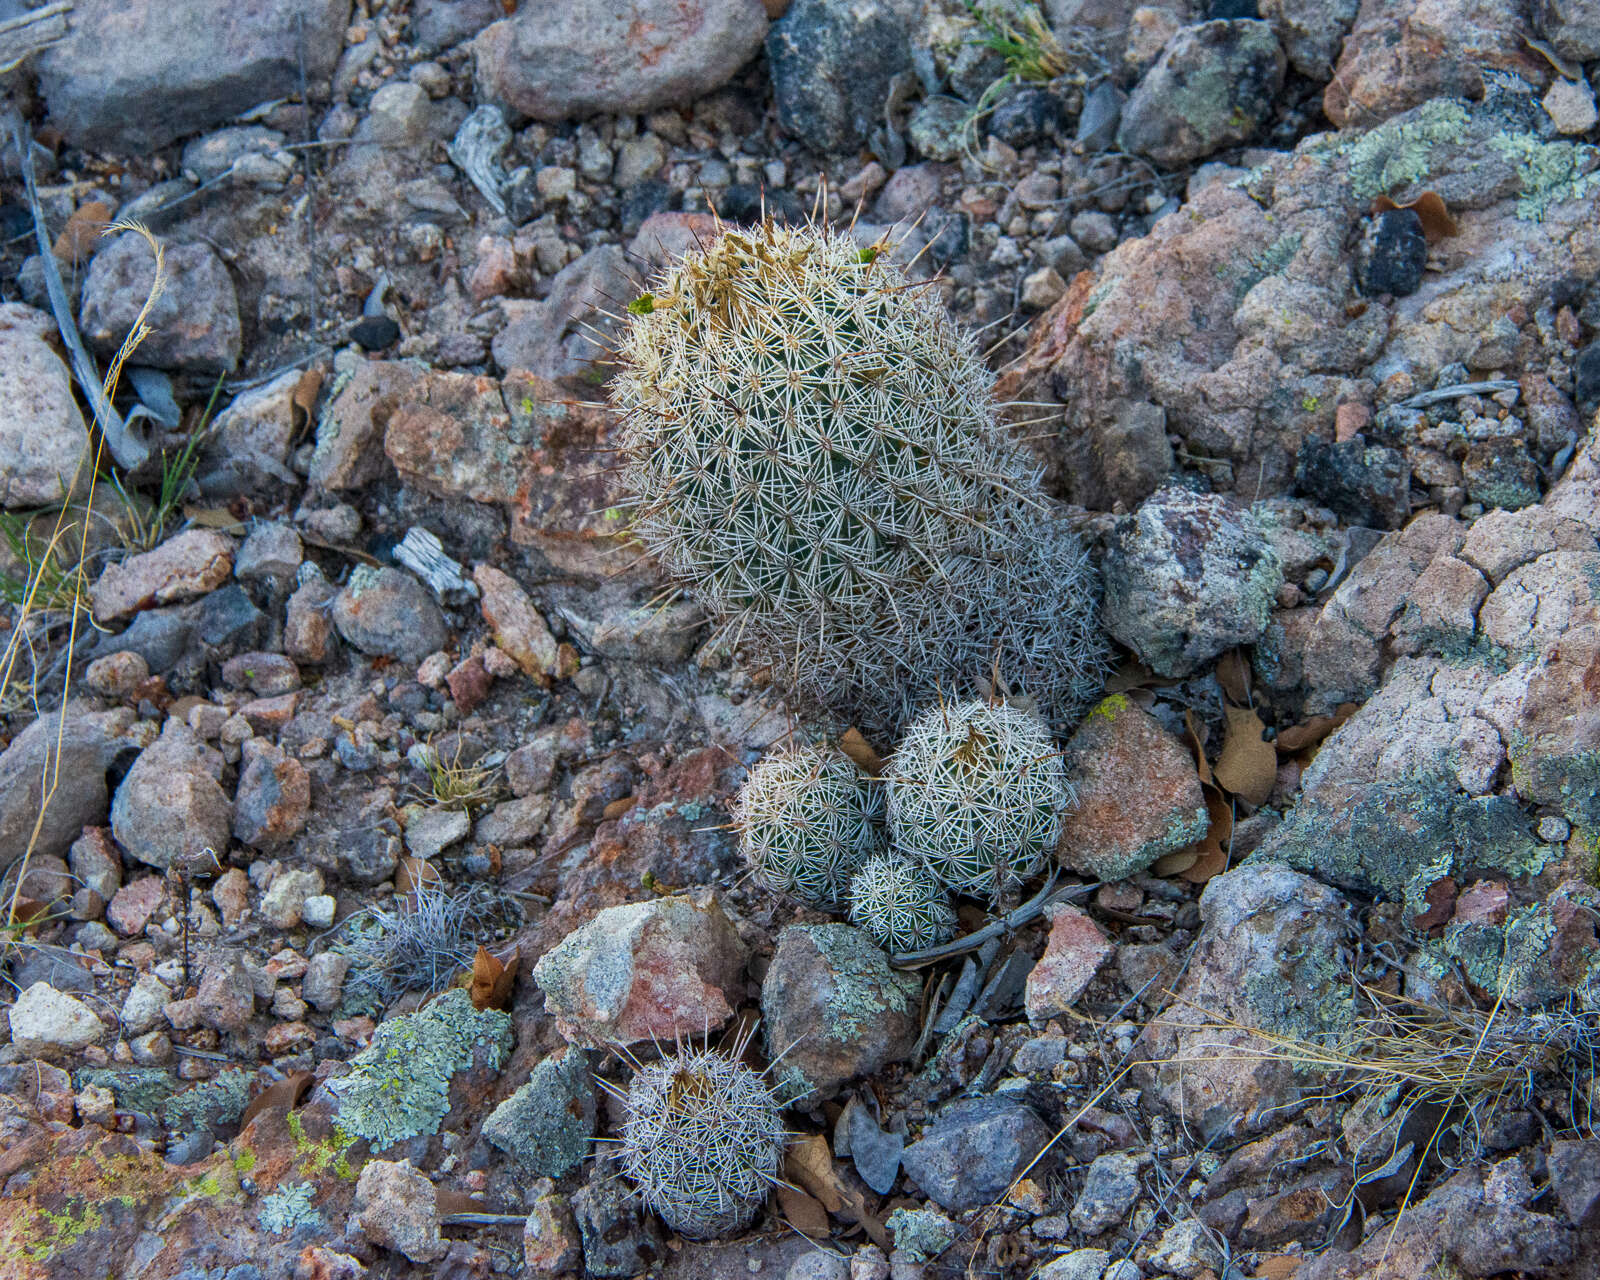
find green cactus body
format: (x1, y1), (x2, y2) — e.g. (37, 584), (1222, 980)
(888, 699), (1069, 900)
(848, 854), (958, 952)
(612, 221), (1107, 729)
(733, 744), (884, 909)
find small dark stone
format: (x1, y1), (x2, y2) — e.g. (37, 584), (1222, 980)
(503, 166), (541, 227)
(1357, 208), (1428, 298)
(619, 179), (678, 238)
(715, 182), (806, 225)
(8, 947), (95, 992)
(192, 584), (268, 656)
(98, 607), (194, 674)
(949, 42), (1007, 102)
(901, 1096), (1052, 1211)
(1207, 0), (1259, 16)
(571, 1177), (663, 1277)
(1076, 81), (1125, 151)
(1463, 437), (1542, 511)
(1573, 340), (1600, 412)
(767, 0), (913, 152)
(350, 314), (400, 351)
(988, 88), (1066, 148)
(843, 1098), (904, 1195)
(1295, 435), (1411, 530)
(0, 203), (32, 239)
(925, 212), (969, 268)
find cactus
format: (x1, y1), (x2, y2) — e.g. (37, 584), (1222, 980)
(611, 219), (1107, 730)
(615, 1038), (787, 1238)
(848, 854), (958, 953)
(732, 744), (884, 909)
(887, 698), (1069, 900)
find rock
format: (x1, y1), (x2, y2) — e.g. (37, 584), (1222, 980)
(79, 234), (241, 373)
(1324, 0), (1542, 129)
(1357, 208), (1428, 297)
(260, 868), (323, 929)
(195, 954), (254, 1031)
(1117, 20), (1286, 165)
(233, 739), (311, 849)
(474, 0), (767, 120)
(1459, 505), (1596, 586)
(69, 828), (122, 901)
(85, 650), (150, 699)
(413, 0), (503, 53)
(107, 875), (165, 936)
(36, 0), (350, 151)
(285, 574), (338, 664)
(90, 530), (235, 622)
(332, 566), (448, 665)
(1101, 486), (1283, 677)
(1547, 1139), (1600, 1228)
(767, 0), (911, 152)
(355, 1159), (448, 1264)
(788, 1252), (850, 1280)
(1025, 903), (1114, 1021)
(473, 565), (559, 680)
(1076, 81), (1125, 152)
(1021, 267), (1068, 312)
(1141, 863), (1355, 1137)
(524, 1180), (584, 1273)
(221, 652), (301, 696)
(492, 245), (630, 387)
(120, 972), (172, 1036)
(382, 368), (532, 503)
(405, 806), (471, 858)
(843, 1099), (904, 1195)
(901, 1097), (1053, 1212)
(482, 1047), (596, 1178)
(906, 97), (968, 162)
(310, 359), (424, 491)
(1537, 0), (1600, 59)
(303, 952), (350, 1011)
(533, 891), (747, 1046)
(6, 982), (104, 1057)
(110, 720), (230, 871)
(1070, 1151), (1143, 1235)
(1295, 436), (1411, 530)
(199, 369), (301, 497)
(1463, 438), (1541, 512)
(1543, 75), (1598, 136)
(990, 88), (1067, 148)
(1070, 211), (1118, 254)
(590, 601), (704, 664)
(1056, 695), (1210, 881)
(1149, 1218), (1221, 1278)
(235, 523), (304, 590)
(0, 704), (114, 868)
(1258, 0), (1358, 78)
(1036, 1250), (1111, 1280)
(571, 1176), (664, 1277)
(0, 306), (90, 508)
(761, 924), (919, 1104)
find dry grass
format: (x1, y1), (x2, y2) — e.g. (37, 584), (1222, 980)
(413, 737), (503, 813)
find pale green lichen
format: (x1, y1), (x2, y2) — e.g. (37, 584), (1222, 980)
(258, 1181), (322, 1235)
(1347, 100), (1471, 198)
(886, 1207), (958, 1262)
(811, 923), (916, 1041)
(162, 1069), (252, 1135)
(1486, 134), (1600, 221)
(331, 988), (512, 1151)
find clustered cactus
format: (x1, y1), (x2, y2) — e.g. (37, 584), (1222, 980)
(886, 699), (1068, 901)
(848, 855), (958, 952)
(732, 744), (883, 909)
(612, 219), (1107, 731)
(615, 1037), (787, 1238)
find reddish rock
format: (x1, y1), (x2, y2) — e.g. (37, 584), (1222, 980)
(384, 369), (528, 505)
(310, 359), (424, 491)
(211, 867), (250, 925)
(89, 530), (234, 622)
(264, 1021), (316, 1055)
(1452, 879), (1510, 928)
(239, 692), (299, 734)
(445, 653), (492, 711)
(233, 739), (311, 849)
(1025, 903), (1114, 1021)
(473, 565), (559, 681)
(355, 1159), (447, 1263)
(107, 875), (166, 936)
(195, 955), (255, 1032)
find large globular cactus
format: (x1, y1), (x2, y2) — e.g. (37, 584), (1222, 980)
(611, 219), (1107, 730)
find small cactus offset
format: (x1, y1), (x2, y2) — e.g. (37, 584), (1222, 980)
(887, 699), (1069, 900)
(732, 744), (884, 909)
(848, 855), (958, 953)
(611, 219), (1107, 729)
(616, 1039), (787, 1238)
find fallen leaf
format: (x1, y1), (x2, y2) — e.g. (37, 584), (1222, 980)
(238, 1071), (312, 1130)
(1274, 703), (1358, 754)
(1180, 784), (1234, 884)
(777, 1183), (831, 1237)
(785, 1135), (843, 1213)
(1152, 849), (1199, 876)
(54, 201), (112, 265)
(1214, 704), (1276, 808)
(291, 368), (324, 435)
(469, 945), (519, 1011)
(395, 856), (441, 895)
(1252, 1258), (1302, 1280)
(600, 794), (637, 822)
(1104, 658), (1161, 693)
(838, 727), (884, 776)
(1374, 191), (1458, 243)
(1215, 649), (1251, 705)
(182, 506), (249, 533)
(436, 1188), (493, 1216)
(1183, 709), (1213, 787)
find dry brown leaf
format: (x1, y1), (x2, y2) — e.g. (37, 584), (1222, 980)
(436, 1188), (492, 1216)
(1253, 1257), (1302, 1280)
(1183, 708), (1213, 787)
(395, 856), (441, 894)
(776, 1184), (831, 1237)
(1103, 658), (1161, 693)
(1214, 704), (1276, 808)
(182, 506), (249, 533)
(238, 1071), (312, 1130)
(291, 368), (324, 435)
(1373, 191), (1459, 243)
(1215, 649), (1251, 705)
(1152, 849), (1199, 876)
(838, 727), (885, 776)
(600, 795), (637, 822)
(1180, 784), (1234, 884)
(1274, 703), (1358, 754)
(469, 945), (518, 1011)
(785, 1135), (843, 1213)
(54, 201), (112, 265)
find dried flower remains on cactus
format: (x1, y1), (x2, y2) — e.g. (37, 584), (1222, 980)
(611, 218), (1107, 731)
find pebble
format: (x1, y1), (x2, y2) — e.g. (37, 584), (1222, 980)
(900, 1097), (1052, 1212)
(1036, 1250), (1110, 1280)
(570, 1176), (663, 1276)
(1025, 904), (1114, 1020)
(1020, 267), (1067, 312)
(302, 894), (338, 929)
(79, 234), (241, 372)
(1070, 1151), (1144, 1235)
(1543, 76), (1598, 136)
(1357, 208), (1427, 298)
(333, 565), (448, 665)
(1539, 815), (1573, 843)
(355, 1159), (448, 1263)
(7, 982), (104, 1057)
(107, 876), (166, 937)
(302, 952), (350, 1011)
(405, 806), (472, 858)
(89, 530), (235, 623)
(0, 306), (91, 508)
(473, 565), (560, 680)
(259, 868), (324, 928)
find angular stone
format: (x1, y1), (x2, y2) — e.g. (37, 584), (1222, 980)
(481, 1047), (595, 1178)
(355, 1159), (447, 1263)
(90, 530), (235, 623)
(0, 305), (90, 508)
(233, 738), (311, 849)
(6, 982), (104, 1057)
(332, 566), (448, 665)
(79, 235), (241, 373)
(901, 1097), (1053, 1212)
(1025, 903), (1114, 1022)
(110, 720), (229, 871)
(474, 564), (558, 680)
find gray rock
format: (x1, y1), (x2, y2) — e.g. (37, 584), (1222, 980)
(332, 566), (448, 665)
(1548, 1139), (1600, 1228)
(195, 953), (254, 1031)
(302, 952), (349, 1011)
(474, 0), (767, 121)
(1536, 0), (1600, 60)
(1101, 486), (1284, 677)
(412, 0), (503, 53)
(1259, 0), (1358, 79)
(767, 0), (912, 152)
(906, 97), (968, 163)
(1149, 1217), (1221, 1278)
(1118, 20), (1286, 166)
(36, 0), (351, 152)
(355, 1158), (447, 1264)
(180, 126), (292, 185)
(234, 523), (304, 589)
(571, 1176), (664, 1277)
(120, 972), (172, 1035)
(787, 1252), (850, 1280)
(110, 720), (230, 871)
(490, 244), (629, 388)
(80, 234), (241, 373)
(0, 305), (90, 508)
(199, 370), (302, 497)
(761, 924), (919, 1105)
(589, 601), (704, 664)
(6, 981), (104, 1057)
(1036, 1250), (1110, 1280)
(1075, 81), (1125, 152)
(900, 1098), (1052, 1212)
(843, 1098), (903, 1195)
(233, 739), (311, 849)
(1070, 1151), (1143, 1235)
(1296, 436), (1411, 529)
(482, 1047), (596, 1178)
(0, 703), (114, 870)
